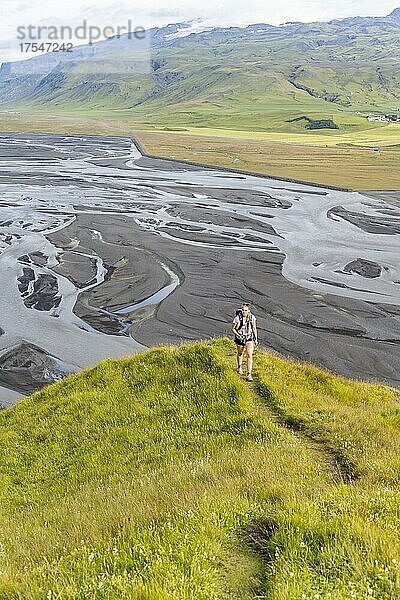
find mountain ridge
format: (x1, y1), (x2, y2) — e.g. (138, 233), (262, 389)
(1, 8), (400, 130)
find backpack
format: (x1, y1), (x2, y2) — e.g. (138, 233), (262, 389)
(235, 309), (255, 336)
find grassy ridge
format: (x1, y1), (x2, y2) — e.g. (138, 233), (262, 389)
(254, 352), (400, 599)
(0, 339), (398, 599)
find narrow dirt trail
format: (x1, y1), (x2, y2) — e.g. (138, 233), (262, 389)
(251, 377), (359, 485)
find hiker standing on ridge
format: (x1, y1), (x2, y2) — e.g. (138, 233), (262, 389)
(231, 303), (258, 381)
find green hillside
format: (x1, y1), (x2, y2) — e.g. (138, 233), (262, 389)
(2, 10), (400, 138)
(0, 340), (398, 599)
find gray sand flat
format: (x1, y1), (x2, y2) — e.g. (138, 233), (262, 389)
(0, 133), (399, 402)
(50, 212), (400, 388)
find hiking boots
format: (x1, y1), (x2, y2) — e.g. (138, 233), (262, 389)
(237, 367), (253, 381)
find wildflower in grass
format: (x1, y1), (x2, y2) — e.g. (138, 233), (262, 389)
(88, 552), (95, 563)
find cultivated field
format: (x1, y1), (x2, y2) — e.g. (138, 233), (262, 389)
(1, 112), (399, 189)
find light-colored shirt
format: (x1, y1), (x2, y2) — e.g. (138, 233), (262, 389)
(233, 314), (256, 339)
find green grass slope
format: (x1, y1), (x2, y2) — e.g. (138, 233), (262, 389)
(0, 340), (399, 599)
